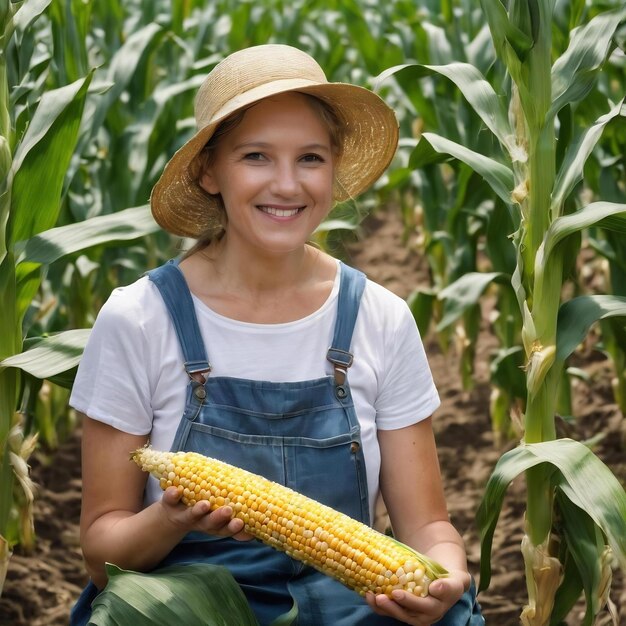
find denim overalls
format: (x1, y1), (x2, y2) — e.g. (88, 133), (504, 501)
(70, 259), (484, 626)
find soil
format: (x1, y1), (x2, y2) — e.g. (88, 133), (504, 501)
(1, 209), (624, 626)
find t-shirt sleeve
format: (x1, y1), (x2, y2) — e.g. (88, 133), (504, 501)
(374, 299), (440, 430)
(69, 287), (154, 435)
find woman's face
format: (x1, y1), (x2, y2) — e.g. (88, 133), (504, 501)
(199, 92), (336, 257)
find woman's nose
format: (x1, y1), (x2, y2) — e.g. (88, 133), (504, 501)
(271, 161), (301, 196)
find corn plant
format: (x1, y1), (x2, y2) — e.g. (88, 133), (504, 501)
(584, 103), (626, 419)
(376, 1), (626, 443)
(367, 3), (527, 439)
(384, 1), (626, 623)
(0, 0), (165, 595)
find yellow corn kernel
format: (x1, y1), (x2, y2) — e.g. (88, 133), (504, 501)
(132, 447), (448, 597)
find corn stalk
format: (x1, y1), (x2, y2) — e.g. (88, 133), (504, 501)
(373, 7), (525, 436)
(0, 0), (164, 596)
(384, 1), (626, 623)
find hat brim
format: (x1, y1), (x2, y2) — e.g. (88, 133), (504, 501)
(150, 79), (399, 238)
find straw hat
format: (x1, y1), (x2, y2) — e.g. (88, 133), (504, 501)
(150, 44), (399, 238)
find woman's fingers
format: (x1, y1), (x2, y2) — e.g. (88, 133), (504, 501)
(160, 489), (251, 538)
(365, 589), (455, 626)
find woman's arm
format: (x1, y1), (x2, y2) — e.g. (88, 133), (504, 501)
(365, 418), (470, 625)
(80, 415), (248, 589)
(379, 417), (469, 579)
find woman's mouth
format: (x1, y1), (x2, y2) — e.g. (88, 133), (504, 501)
(257, 205), (305, 217)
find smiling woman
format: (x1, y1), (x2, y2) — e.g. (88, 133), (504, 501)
(67, 43), (484, 626)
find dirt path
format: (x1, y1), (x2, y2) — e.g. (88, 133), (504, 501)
(1, 209), (624, 625)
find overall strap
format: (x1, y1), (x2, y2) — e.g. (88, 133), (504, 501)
(326, 262), (367, 388)
(147, 260), (212, 383)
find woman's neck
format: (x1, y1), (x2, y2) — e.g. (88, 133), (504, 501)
(179, 239), (337, 323)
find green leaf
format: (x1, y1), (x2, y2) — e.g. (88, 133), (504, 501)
(436, 272), (508, 331)
(46, 366), (78, 390)
(16, 205), (158, 265)
(92, 22), (164, 131)
(551, 99), (624, 214)
(490, 346), (526, 401)
(9, 71), (94, 243)
(410, 133), (515, 210)
(126, 75), (206, 202)
(376, 62), (511, 148)
(0, 329), (90, 379)
(556, 295), (626, 362)
(549, 6), (626, 118)
(373, 63), (437, 130)
(596, 214), (626, 235)
(12, 0), (50, 30)
(407, 288), (435, 338)
(89, 563), (259, 626)
(314, 219), (358, 233)
(550, 551), (583, 626)
(477, 439), (626, 591)
(268, 600), (298, 626)
(5, 0), (51, 49)
(541, 202), (626, 265)
(551, 492), (604, 626)
(478, 0), (534, 61)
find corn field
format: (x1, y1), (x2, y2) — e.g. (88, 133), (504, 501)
(0, 0), (625, 624)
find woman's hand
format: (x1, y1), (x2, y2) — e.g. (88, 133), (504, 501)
(158, 486), (254, 541)
(365, 569), (467, 626)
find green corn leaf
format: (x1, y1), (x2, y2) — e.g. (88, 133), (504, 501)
(541, 202), (626, 264)
(126, 75), (206, 203)
(45, 366), (78, 390)
(9, 71), (94, 243)
(421, 22), (454, 66)
(268, 599), (298, 626)
(5, 0), (51, 47)
(556, 295), (626, 362)
(465, 23), (497, 75)
(16, 205), (158, 265)
(509, 0), (538, 43)
(490, 346), (526, 402)
(551, 99), (624, 215)
(89, 563), (259, 626)
(477, 439), (626, 591)
(407, 288), (436, 338)
(91, 22), (164, 133)
(436, 271), (509, 331)
(550, 550), (583, 626)
(595, 214), (626, 235)
(48, 0), (90, 84)
(314, 219), (358, 234)
(375, 62), (511, 149)
(0, 329), (90, 379)
(551, 492), (605, 626)
(549, 6), (626, 119)
(373, 64), (438, 130)
(478, 0), (534, 61)
(14, 260), (42, 331)
(409, 133), (514, 210)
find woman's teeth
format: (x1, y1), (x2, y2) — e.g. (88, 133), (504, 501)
(258, 206), (302, 217)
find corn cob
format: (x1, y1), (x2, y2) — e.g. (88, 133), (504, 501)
(132, 447), (448, 597)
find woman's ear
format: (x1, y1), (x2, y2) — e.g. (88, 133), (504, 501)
(198, 169), (220, 195)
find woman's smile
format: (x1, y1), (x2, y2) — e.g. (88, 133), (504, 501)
(257, 204), (306, 218)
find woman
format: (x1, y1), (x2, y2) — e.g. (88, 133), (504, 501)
(70, 44), (484, 625)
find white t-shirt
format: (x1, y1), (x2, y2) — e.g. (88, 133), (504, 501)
(70, 261), (440, 520)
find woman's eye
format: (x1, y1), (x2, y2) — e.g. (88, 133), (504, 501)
(301, 153), (325, 163)
(243, 152), (265, 161)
